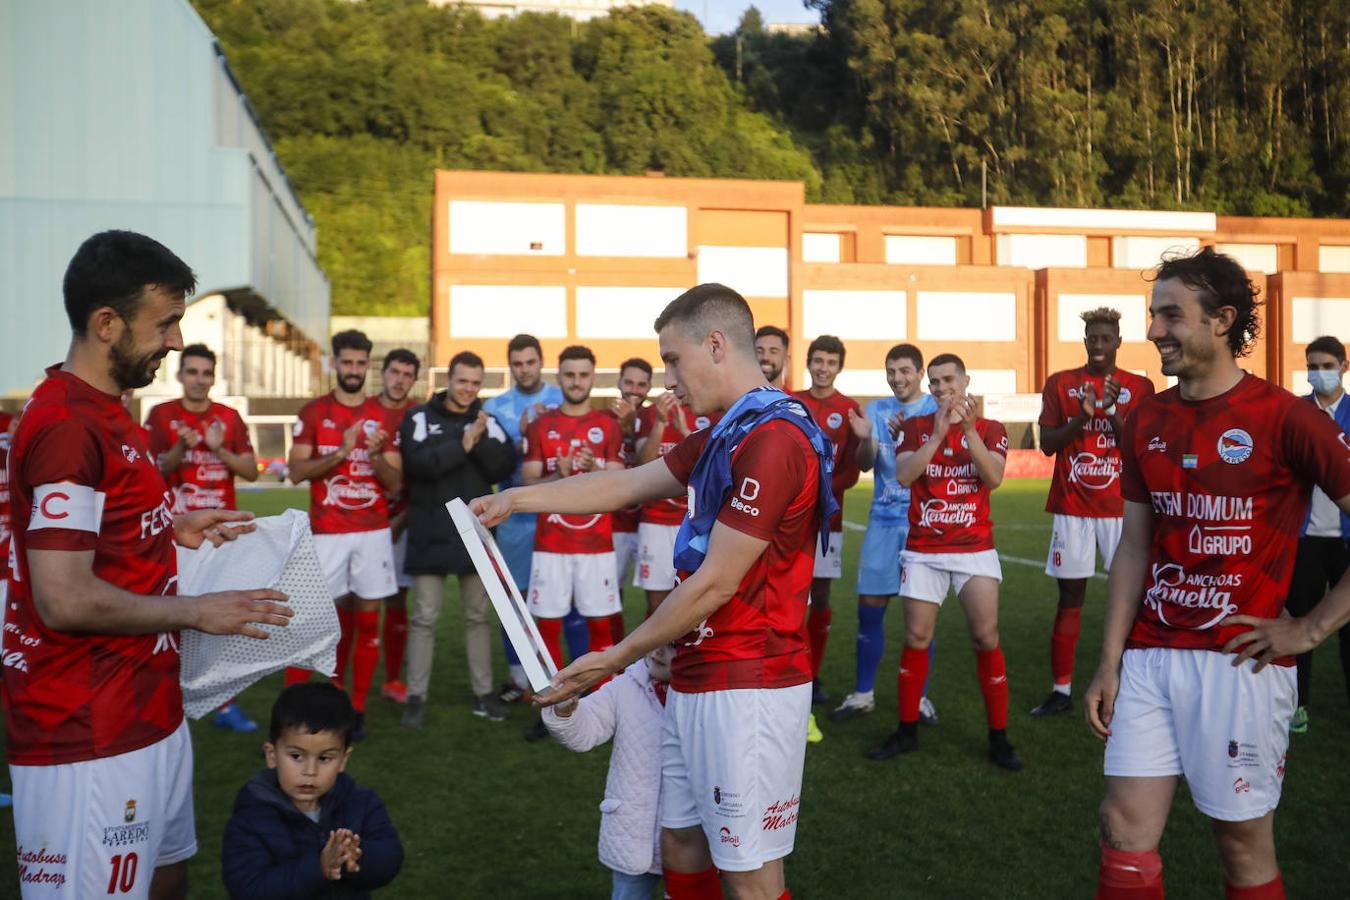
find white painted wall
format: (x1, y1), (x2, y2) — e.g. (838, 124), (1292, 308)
(449, 200), (566, 256)
(696, 246), (789, 297)
(1057, 293), (1148, 342)
(802, 290), (906, 340)
(996, 234), (1087, 269)
(1215, 242), (1279, 275)
(916, 291), (1018, 341)
(449, 285), (568, 337)
(575, 204), (687, 257)
(885, 235), (957, 266)
(1291, 297), (1350, 343)
(802, 232), (842, 263)
(575, 286), (683, 338)
(1112, 236), (1200, 270)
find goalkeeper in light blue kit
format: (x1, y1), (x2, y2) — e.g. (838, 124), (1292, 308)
(831, 343), (941, 723)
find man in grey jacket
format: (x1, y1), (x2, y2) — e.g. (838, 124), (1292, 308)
(398, 351), (516, 727)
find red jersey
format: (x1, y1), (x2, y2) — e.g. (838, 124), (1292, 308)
(377, 398), (413, 520)
(899, 415), (1009, 553)
(293, 393), (393, 534)
(1041, 367), (1154, 517)
(525, 408), (624, 554)
(663, 420), (820, 692)
(1121, 374), (1350, 656)
(635, 403), (715, 527)
(145, 399), (253, 513)
(4, 367), (182, 765)
(610, 407), (643, 534)
(1, 411), (13, 574)
(792, 389), (860, 530)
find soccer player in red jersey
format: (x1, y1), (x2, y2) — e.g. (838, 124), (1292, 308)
(867, 353), (1023, 771)
(609, 357), (653, 639)
(791, 335), (861, 707)
(374, 348), (420, 705)
(475, 284), (835, 900)
(145, 342), (263, 732)
(755, 324), (789, 390)
(4, 230), (291, 899)
(286, 330), (402, 738)
(1032, 309), (1154, 716)
(522, 345), (626, 672)
(1084, 249), (1350, 900)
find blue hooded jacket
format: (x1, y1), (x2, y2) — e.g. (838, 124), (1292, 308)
(222, 770), (403, 899)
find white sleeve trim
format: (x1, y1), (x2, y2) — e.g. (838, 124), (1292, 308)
(29, 483), (105, 534)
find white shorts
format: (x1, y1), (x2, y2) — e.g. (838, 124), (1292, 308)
(636, 522), (680, 591)
(529, 551), (621, 618)
(312, 528), (397, 601)
(10, 720), (196, 898)
(613, 531), (639, 587)
(391, 529), (413, 590)
(660, 683), (811, 872)
(1104, 647), (1296, 822)
(1045, 514), (1123, 579)
(812, 531), (843, 580)
(900, 549), (1003, 605)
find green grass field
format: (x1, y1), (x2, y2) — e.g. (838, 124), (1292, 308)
(4, 480), (1349, 897)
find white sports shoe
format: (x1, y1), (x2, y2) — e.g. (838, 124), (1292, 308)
(828, 691), (876, 722)
(918, 695), (939, 726)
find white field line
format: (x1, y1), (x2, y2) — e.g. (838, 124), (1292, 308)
(842, 519), (1107, 581)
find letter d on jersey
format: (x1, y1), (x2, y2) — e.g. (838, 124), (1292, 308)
(739, 477), (761, 501)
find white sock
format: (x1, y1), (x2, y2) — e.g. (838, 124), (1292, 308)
(1053, 683), (1071, 697)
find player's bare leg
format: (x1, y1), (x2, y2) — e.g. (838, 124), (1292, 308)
(661, 825), (723, 899)
(957, 576), (1022, 770)
(1033, 577), (1088, 716)
(1211, 812), (1281, 891)
(646, 588), (671, 617)
(149, 860), (188, 900)
(722, 860), (786, 900)
(1097, 775), (1177, 897)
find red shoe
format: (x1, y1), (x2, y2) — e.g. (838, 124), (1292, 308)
(381, 680), (408, 704)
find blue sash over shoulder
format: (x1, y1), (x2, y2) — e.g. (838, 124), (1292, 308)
(672, 386), (839, 572)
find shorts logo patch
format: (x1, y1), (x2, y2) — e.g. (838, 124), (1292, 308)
(713, 786), (721, 805)
(1217, 428), (1253, 464)
(1228, 740), (1239, 759)
(1148, 435), (1167, 452)
(719, 827), (741, 847)
(1232, 777), (1251, 794)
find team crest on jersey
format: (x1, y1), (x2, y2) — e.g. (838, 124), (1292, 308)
(121, 444), (140, 464)
(1118, 387), (1133, 404)
(362, 419), (379, 437)
(323, 419), (336, 430)
(1217, 428), (1253, 464)
(826, 412), (843, 429)
(587, 426), (604, 445)
(125, 800), (137, 823)
(547, 430), (560, 440)
(695, 416), (711, 430)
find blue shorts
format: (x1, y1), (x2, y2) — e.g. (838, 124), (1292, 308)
(495, 512), (537, 589)
(856, 518), (908, 596)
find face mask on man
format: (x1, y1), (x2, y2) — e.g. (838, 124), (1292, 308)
(1308, 369), (1342, 395)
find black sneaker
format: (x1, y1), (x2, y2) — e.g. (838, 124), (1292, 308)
(989, 731), (1024, 771)
(866, 725), (918, 761)
(351, 712), (367, 742)
(498, 681), (528, 704)
(523, 718), (551, 743)
(1030, 690), (1072, 717)
(473, 694), (509, 722)
(811, 679), (830, 706)
(401, 696), (425, 729)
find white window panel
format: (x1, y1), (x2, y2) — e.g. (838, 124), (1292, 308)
(885, 235), (957, 265)
(575, 286), (683, 339)
(967, 369), (1019, 396)
(1291, 297), (1350, 344)
(1215, 243), (1279, 275)
(916, 291), (1018, 341)
(996, 234), (1087, 269)
(696, 246), (789, 297)
(449, 285), (567, 338)
(1057, 293), (1147, 342)
(1112, 236), (1200, 270)
(991, 207), (1216, 233)
(449, 200), (565, 256)
(1320, 245), (1350, 273)
(797, 369), (889, 397)
(802, 290), (906, 341)
(802, 233), (841, 263)
(575, 204), (687, 257)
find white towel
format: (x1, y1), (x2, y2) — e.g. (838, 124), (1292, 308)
(176, 509), (338, 718)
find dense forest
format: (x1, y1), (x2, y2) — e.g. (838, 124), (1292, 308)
(192, 0), (1350, 315)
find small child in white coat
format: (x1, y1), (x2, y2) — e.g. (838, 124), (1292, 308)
(543, 644), (675, 900)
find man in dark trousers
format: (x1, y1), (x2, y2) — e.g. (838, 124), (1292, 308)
(398, 351), (516, 728)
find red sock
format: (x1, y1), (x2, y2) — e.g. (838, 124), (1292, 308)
(1096, 844), (1163, 898)
(608, 610), (625, 645)
(383, 606), (408, 682)
(663, 865), (724, 900)
(808, 606), (833, 679)
(349, 610), (380, 714)
(778, 893), (791, 900)
(334, 607), (355, 683)
(898, 645), (929, 723)
(284, 667), (310, 686)
(1225, 875), (1284, 899)
(536, 617), (564, 670)
(587, 617), (615, 688)
(976, 646), (1009, 730)
(1051, 607), (1082, 686)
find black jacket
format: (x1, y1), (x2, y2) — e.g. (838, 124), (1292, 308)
(398, 394), (515, 575)
(221, 770), (403, 899)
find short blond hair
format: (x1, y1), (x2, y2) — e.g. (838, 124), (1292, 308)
(1080, 307), (1121, 331)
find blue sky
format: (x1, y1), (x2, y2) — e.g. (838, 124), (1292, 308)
(673, 1), (821, 35)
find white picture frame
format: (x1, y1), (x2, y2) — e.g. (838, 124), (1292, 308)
(446, 498), (558, 694)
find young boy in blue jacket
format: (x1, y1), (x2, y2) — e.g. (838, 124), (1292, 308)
(222, 683), (403, 898)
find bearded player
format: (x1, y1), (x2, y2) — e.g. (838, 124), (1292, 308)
(373, 348), (420, 704)
(1084, 248), (1350, 899)
(608, 357), (653, 639)
(755, 325), (789, 390)
(286, 330), (402, 739)
(474, 283), (835, 900)
(1032, 309), (1154, 716)
(5, 231), (290, 898)
(867, 354), (1023, 771)
(145, 342), (262, 732)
